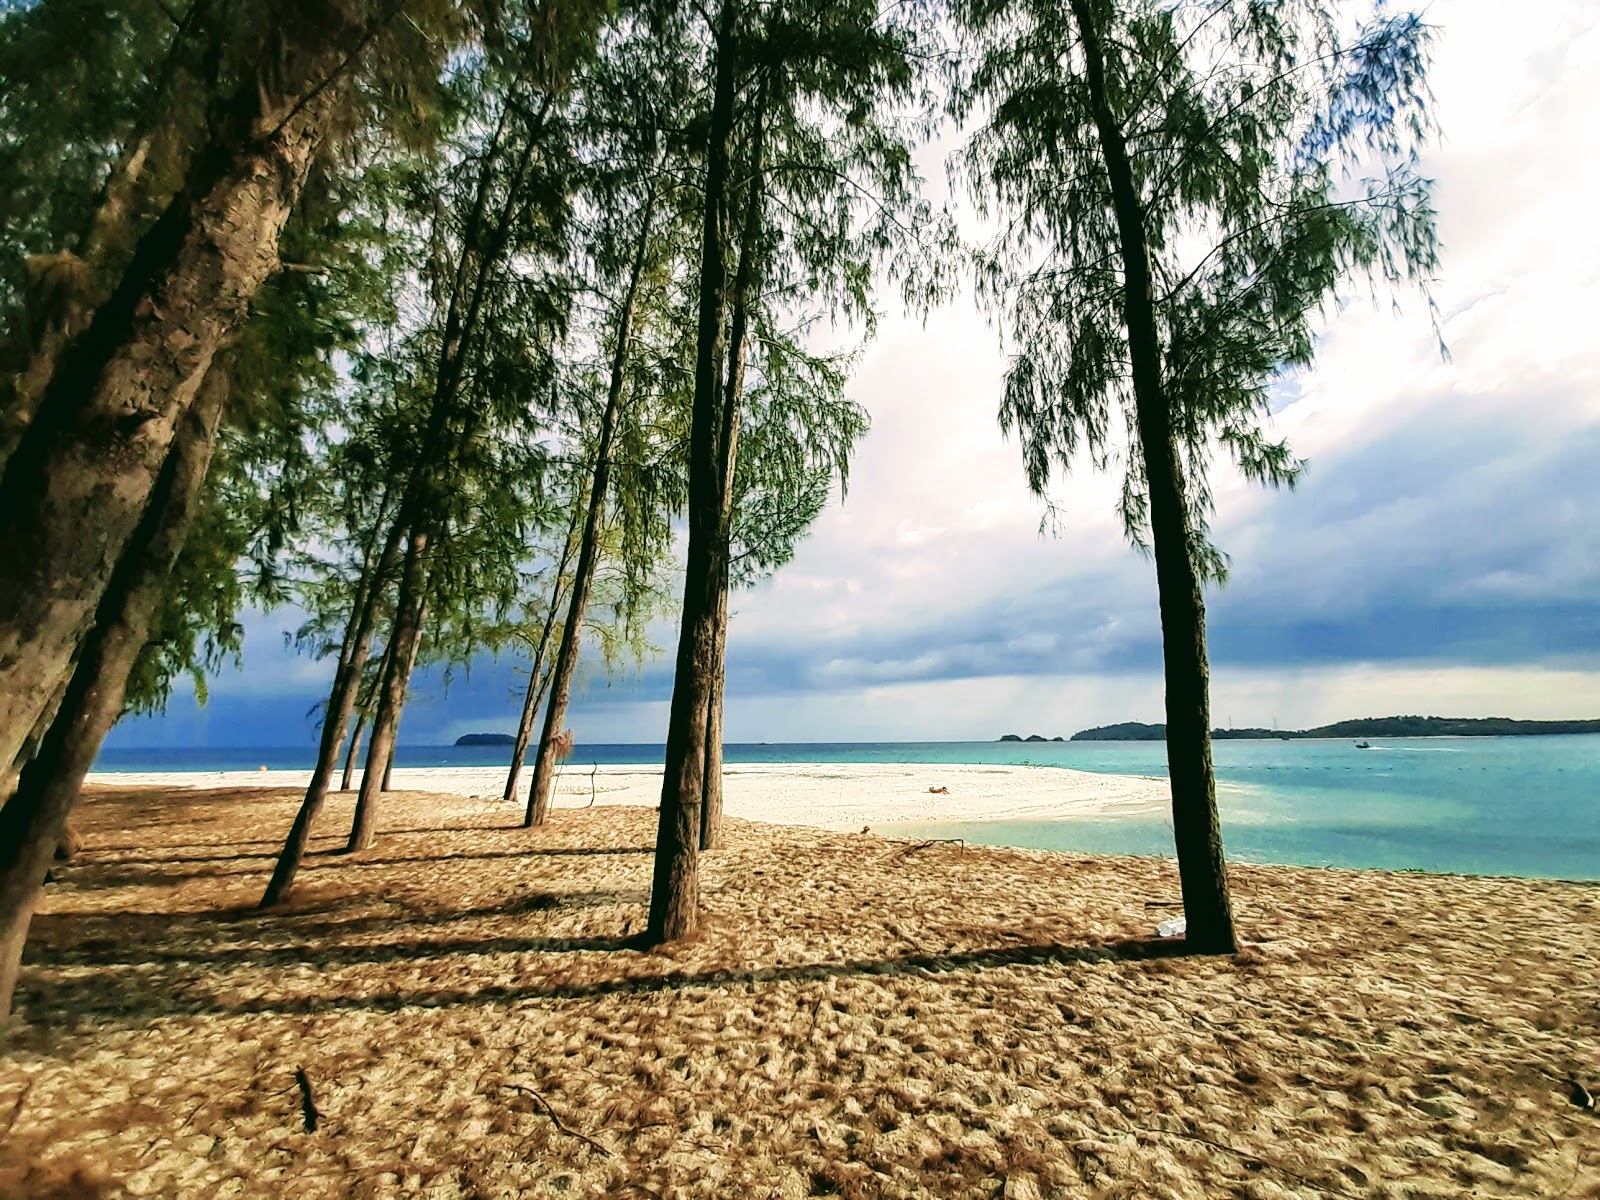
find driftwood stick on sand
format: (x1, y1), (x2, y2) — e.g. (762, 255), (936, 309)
(295, 1067), (320, 1133)
(3, 1079), (35, 1138)
(892, 837), (964, 860)
(502, 1083), (611, 1157)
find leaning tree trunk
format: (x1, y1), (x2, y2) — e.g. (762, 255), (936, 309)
(259, 516), (402, 906)
(9, 674), (72, 783)
(647, 0), (739, 945)
(0, 1), (380, 793)
(527, 192), (657, 827)
(501, 624), (560, 804)
(380, 719), (403, 792)
(341, 708), (367, 791)
(698, 88), (763, 853)
(1069, 0), (1236, 954)
(345, 628), (396, 790)
(0, 363), (227, 1022)
(348, 541), (428, 853)
(503, 501), (583, 803)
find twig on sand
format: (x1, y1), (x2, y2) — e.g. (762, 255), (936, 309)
(892, 838), (964, 860)
(806, 991), (828, 1042)
(588, 763), (598, 808)
(1132, 1125), (1351, 1198)
(295, 1067), (321, 1133)
(3, 1079), (35, 1138)
(502, 1083), (611, 1157)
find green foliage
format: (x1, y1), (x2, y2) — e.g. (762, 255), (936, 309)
(953, 0), (1441, 574)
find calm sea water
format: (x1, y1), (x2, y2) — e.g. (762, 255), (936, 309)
(94, 735), (1600, 880)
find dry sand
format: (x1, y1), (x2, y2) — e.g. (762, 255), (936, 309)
(84, 762), (1170, 830)
(3, 783), (1598, 1199)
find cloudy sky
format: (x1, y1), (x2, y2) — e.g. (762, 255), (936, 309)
(111, 0), (1600, 750)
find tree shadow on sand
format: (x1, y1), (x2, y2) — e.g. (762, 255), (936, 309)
(15, 932), (1195, 1037)
(46, 844), (656, 889)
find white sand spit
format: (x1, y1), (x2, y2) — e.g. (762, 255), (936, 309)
(87, 761), (1169, 830)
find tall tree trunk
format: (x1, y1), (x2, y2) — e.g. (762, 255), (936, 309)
(0, 2), (382, 791)
(503, 499), (584, 802)
(1069, 0), (1236, 954)
(348, 539), (428, 853)
(344, 625), (395, 790)
(699, 571), (730, 850)
(259, 514), (402, 907)
(647, 0), (739, 945)
(699, 85), (764, 854)
(526, 192), (658, 827)
(341, 708), (367, 791)
(0, 363), (227, 1022)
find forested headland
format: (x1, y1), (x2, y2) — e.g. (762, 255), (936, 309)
(1073, 716), (1600, 740)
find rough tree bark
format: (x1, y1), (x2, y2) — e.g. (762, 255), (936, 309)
(526, 191), (658, 827)
(0, 1), (382, 793)
(1069, 0), (1236, 954)
(699, 87), (764, 853)
(503, 500), (583, 803)
(348, 536), (428, 853)
(0, 364), (228, 1022)
(1, 0), (201, 466)
(647, 0), (739, 944)
(259, 513), (402, 907)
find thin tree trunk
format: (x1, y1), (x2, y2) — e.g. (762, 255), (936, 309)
(348, 538), (428, 853)
(699, 571), (730, 850)
(527, 192), (658, 827)
(0, 363), (227, 1022)
(0, 3), (381, 791)
(647, 0), (739, 945)
(699, 85), (764, 854)
(503, 500), (584, 802)
(1069, 0), (1236, 954)
(259, 513), (401, 906)
(345, 627), (395, 790)
(341, 709), (367, 791)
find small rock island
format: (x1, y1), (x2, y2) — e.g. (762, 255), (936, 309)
(454, 732), (517, 747)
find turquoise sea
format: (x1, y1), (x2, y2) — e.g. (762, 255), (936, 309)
(94, 735), (1600, 880)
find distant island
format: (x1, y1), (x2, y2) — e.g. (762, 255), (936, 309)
(1071, 716), (1600, 741)
(454, 732), (517, 746)
(998, 733), (1067, 742)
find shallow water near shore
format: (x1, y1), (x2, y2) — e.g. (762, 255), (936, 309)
(95, 734), (1600, 880)
(885, 735), (1600, 880)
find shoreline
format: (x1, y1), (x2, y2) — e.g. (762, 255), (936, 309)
(85, 761), (1170, 832)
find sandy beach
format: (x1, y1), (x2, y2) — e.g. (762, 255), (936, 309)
(4, 779), (1597, 1198)
(85, 761), (1172, 831)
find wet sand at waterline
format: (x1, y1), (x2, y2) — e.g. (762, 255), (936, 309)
(4, 785), (1597, 1198)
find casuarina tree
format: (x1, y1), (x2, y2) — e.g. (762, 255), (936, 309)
(953, 0), (1440, 952)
